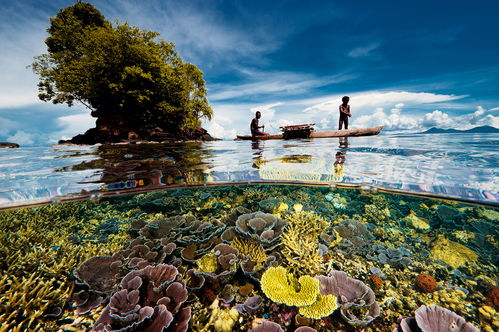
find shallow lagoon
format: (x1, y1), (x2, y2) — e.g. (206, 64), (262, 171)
(0, 184), (497, 331)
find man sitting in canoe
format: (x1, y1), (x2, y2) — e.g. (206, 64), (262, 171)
(339, 96), (352, 130)
(251, 111), (269, 136)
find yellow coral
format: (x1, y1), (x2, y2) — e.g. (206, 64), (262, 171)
(284, 211), (328, 237)
(196, 253), (218, 273)
(260, 266), (319, 307)
(293, 204), (303, 213)
(280, 211), (328, 275)
(231, 237), (267, 264)
(298, 293), (338, 319)
(280, 229), (324, 275)
(430, 235), (478, 268)
(211, 299), (240, 332)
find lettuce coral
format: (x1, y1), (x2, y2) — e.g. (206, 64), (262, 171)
(260, 266), (319, 307)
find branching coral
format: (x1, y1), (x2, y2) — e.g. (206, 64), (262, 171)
(0, 201), (129, 331)
(231, 236), (267, 265)
(280, 211), (329, 275)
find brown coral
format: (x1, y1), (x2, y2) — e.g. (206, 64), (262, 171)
(415, 274), (437, 293)
(370, 274), (383, 290)
(486, 286), (499, 308)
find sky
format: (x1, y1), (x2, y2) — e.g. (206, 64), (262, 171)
(0, 0), (498, 145)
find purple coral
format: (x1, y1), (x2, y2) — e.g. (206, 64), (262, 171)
(92, 264), (191, 332)
(249, 321), (284, 332)
(395, 305), (478, 332)
(235, 212), (287, 247)
(316, 270), (380, 326)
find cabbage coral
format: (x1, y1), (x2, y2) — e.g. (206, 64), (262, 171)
(260, 266), (319, 307)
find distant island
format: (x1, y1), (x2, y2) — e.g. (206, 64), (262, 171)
(417, 125), (499, 134)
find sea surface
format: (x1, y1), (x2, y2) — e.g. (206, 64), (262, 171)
(0, 132), (498, 207)
(0, 132), (497, 331)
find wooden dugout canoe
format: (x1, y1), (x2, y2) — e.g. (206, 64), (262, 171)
(235, 126), (384, 140)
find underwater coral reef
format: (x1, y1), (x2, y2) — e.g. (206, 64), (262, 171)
(0, 184), (497, 331)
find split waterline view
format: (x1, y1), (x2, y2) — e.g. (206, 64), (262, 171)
(1, 0), (498, 331)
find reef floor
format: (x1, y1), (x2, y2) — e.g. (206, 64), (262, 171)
(0, 184), (497, 331)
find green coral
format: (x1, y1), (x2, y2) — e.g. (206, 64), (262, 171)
(260, 266), (319, 307)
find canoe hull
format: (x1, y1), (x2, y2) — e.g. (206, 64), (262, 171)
(236, 126), (383, 140)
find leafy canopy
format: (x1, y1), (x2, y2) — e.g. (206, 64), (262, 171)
(32, 1), (212, 134)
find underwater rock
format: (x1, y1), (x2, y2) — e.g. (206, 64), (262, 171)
(317, 270), (380, 326)
(403, 211), (430, 231)
(235, 212), (287, 248)
(415, 274), (437, 293)
(93, 264), (190, 332)
(395, 305), (478, 332)
(430, 235), (478, 268)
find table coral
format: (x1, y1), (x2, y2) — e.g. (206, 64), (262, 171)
(298, 293), (338, 319)
(260, 266), (319, 307)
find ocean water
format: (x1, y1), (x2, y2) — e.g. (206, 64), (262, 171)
(0, 133), (497, 331)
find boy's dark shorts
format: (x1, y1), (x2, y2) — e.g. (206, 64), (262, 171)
(339, 113), (349, 121)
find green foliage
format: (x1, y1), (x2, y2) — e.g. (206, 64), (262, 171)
(32, 1), (212, 135)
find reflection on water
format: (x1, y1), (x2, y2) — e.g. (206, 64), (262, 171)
(0, 133), (497, 207)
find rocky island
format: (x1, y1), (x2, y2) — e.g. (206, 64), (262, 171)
(0, 142), (19, 148)
(32, 2), (214, 145)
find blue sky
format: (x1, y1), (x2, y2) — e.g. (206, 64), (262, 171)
(0, 0), (498, 144)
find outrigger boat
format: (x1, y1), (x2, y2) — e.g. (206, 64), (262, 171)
(236, 124), (383, 140)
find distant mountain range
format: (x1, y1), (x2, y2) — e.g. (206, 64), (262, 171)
(418, 125), (499, 134)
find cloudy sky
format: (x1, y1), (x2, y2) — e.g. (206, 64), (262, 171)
(0, 0), (498, 144)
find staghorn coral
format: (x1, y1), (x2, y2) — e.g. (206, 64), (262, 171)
(395, 305), (478, 332)
(231, 236), (267, 265)
(93, 264), (191, 332)
(260, 266), (319, 307)
(280, 211), (328, 275)
(0, 201), (129, 331)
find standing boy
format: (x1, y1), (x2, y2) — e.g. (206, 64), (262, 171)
(339, 96), (351, 130)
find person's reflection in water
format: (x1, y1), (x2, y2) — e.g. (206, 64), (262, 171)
(334, 137), (348, 178)
(251, 140), (265, 168)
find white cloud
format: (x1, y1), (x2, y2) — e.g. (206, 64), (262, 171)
(50, 112), (96, 142)
(209, 71), (354, 101)
(348, 42), (380, 58)
(353, 105), (498, 131)
(6, 130), (35, 146)
(303, 91), (464, 114)
(250, 102), (283, 120)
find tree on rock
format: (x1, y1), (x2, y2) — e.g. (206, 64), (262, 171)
(32, 1), (213, 143)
